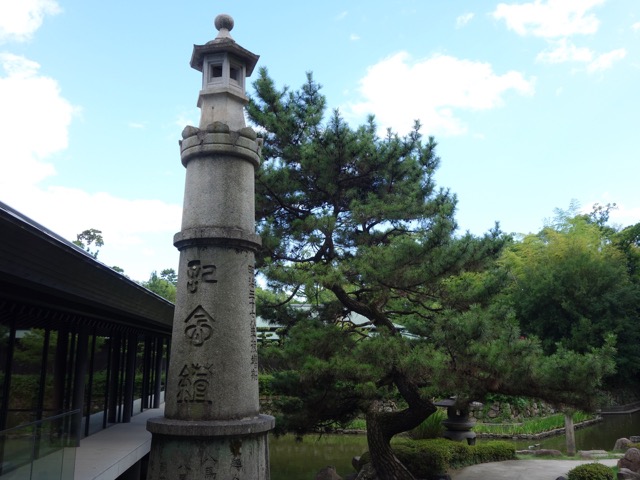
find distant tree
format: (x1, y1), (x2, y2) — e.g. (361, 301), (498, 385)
(499, 211), (640, 392)
(142, 270), (177, 302)
(586, 202), (617, 231)
(613, 222), (640, 283)
(159, 268), (178, 286)
(248, 70), (615, 479)
(11, 329), (53, 367)
(73, 228), (104, 258)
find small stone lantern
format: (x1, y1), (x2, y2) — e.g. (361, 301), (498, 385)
(435, 397), (478, 445)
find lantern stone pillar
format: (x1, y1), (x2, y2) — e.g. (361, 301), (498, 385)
(146, 14), (274, 480)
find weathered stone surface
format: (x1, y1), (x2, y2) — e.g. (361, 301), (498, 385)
(315, 466), (343, 480)
(182, 125), (200, 139)
(533, 449), (563, 457)
(616, 438), (633, 451)
(354, 463), (378, 480)
(618, 467), (640, 480)
(579, 449), (609, 459)
(205, 121), (230, 133)
(516, 448), (562, 457)
(632, 436), (640, 443)
(179, 131), (261, 167)
(618, 448), (640, 473)
(147, 432), (271, 479)
(238, 126), (257, 140)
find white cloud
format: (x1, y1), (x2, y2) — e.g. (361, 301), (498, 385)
(335, 11), (348, 21)
(587, 48), (626, 73)
(128, 121), (146, 129)
(0, 0), (61, 43)
(350, 33), (361, 41)
(0, 1), (181, 281)
(0, 53), (76, 187)
(345, 52), (535, 136)
(493, 0), (605, 38)
(609, 204), (640, 227)
(633, 22), (640, 31)
(175, 112), (197, 129)
(537, 38), (593, 63)
(456, 13), (475, 29)
(0, 55), (179, 281)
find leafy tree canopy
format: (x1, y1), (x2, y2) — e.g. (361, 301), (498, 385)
(499, 205), (640, 390)
(142, 269), (177, 302)
(73, 228), (104, 258)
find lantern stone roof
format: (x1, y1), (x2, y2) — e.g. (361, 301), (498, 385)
(190, 14), (259, 76)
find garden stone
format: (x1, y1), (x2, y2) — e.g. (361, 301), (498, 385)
(315, 466), (343, 480)
(354, 463), (378, 480)
(615, 438), (633, 451)
(631, 436), (640, 443)
(579, 449), (609, 459)
(618, 448), (640, 473)
(533, 449), (563, 457)
(618, 467), (640, 480)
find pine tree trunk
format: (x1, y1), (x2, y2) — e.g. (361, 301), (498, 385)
(365, 370), (436, 480)
(366, 408), (417, 480)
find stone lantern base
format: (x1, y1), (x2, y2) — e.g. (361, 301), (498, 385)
(146, 415), (275, 479)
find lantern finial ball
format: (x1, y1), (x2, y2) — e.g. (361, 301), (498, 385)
(215, 14), (234, 33)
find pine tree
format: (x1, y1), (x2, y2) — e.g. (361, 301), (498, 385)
(248, 70), (614, 479)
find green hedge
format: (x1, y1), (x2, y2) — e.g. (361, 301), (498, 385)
(359, 439), (515, 478)
(566, 463), (614, 480)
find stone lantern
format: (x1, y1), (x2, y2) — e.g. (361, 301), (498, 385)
(146, 14), (274, 480)
(190, 14), (258, 130)
(434, 397), (478, 445)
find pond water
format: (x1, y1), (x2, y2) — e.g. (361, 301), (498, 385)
(268, 412), (640, 479)
(270, 434), (368, 480)
(511, 412), (640, 452)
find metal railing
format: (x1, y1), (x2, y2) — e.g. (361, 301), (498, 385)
(0, 410), (79, 479)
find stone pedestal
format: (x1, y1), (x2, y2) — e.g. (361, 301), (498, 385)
(147, 416), (274, 479)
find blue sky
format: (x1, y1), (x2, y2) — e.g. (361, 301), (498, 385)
(1, 0), (639, 281)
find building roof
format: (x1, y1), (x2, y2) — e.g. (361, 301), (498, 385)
(0, 201), (174, 335)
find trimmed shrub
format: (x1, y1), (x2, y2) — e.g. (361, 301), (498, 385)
(359, 439), (516, 478)
(566, 463), (614, 480)
(467, 441), (515, 466)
